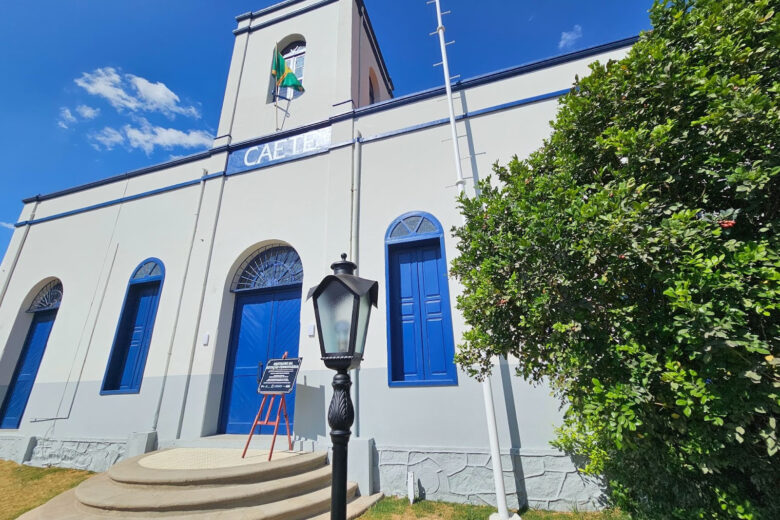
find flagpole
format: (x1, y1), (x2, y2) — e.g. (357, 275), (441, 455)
(274, 44), (280, 131)
(430, 1), (518, 519)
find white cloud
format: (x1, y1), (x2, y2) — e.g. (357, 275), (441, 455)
(89, 118), (211, 155)
(90, 127), (125, 150)
(76, 104), (100, 119)
(127, 75), (200, 118)
(0, 222), (15, 230)
(60, 107), (77, 123)
(58, 107), (77, 128)
(75, 67), (199, 119)
(123, 118), (212, 155)
(559, 24), (583, 50)
(75, 67), (140, 112)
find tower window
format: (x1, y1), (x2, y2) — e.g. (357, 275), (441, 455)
(276, 41), (305, 101)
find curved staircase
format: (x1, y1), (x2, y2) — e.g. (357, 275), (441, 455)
(20, 449), (382, 519)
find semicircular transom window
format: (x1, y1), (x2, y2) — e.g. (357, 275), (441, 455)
(28, 281), (64, 313)
(133, 261), (163, 280)
(388, 215), (439, 240)
(233, 245), (303, 292)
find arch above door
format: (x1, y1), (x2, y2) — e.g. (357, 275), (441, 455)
(231, 244), (304, 292)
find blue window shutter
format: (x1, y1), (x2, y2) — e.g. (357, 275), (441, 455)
(102, 259), (164, 394)
(386, 212), (457, 387)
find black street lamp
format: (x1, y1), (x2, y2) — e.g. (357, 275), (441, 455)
(308, 254), (378, 520)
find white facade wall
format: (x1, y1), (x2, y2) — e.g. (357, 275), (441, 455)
(0, 0), (633, 510)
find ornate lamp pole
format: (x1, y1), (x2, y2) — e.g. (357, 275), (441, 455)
(308, 254), (378, 520)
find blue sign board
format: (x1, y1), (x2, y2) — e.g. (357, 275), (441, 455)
(226, 127), (332, 175)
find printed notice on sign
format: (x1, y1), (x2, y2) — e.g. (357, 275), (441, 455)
(226, 127), (332, 175)
(258, 358), (302, 394)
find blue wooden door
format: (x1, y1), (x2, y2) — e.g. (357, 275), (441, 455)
(389, 241), (457, 384)
(0, 310), (57, 429)
(220, 285), (302, 434)
(104, 282), (160, 391)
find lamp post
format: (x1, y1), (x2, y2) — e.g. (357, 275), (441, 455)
(308, 254), (378, 520)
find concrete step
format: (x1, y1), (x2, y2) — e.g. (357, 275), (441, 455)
(77, 464), (332, 511)
(21, 481), (359, 519)
(109, 450), (327, 486)
(307, 492), (385, 520)
(19, 448), (369, 520)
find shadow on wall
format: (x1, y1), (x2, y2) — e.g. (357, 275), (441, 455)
(291, 379), (326, 440)
(499, 356), (526, 507)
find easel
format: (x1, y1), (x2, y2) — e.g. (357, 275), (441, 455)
(242, 352), (292, 461)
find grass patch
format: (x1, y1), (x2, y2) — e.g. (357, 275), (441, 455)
(0, 460), (92, 520)
(359, 497), (629, 520)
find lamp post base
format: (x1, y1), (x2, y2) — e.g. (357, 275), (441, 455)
(489, 513), (522, 520)
(328, 369), (354, 520)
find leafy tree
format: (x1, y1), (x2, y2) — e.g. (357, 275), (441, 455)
(450, 1), (778, 518)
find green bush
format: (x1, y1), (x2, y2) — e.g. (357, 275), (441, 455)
(450, 1), (778, 518)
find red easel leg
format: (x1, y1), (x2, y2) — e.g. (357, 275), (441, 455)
(242, 395), (268, 459)
(268, 397), (284, 461)
(281, 397), (292, 451)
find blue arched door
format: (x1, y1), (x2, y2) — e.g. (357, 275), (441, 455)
(219, 246), (303, 434)
(0, 281), (63, 429)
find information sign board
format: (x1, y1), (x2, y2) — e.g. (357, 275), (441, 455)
(258, 357), (302, 394)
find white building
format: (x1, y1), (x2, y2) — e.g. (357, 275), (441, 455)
(0, 0), (635, 511)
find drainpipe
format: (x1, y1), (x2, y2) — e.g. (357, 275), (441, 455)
(349, 131), (363, 437)
(152, 169), (209, 432)
(0, 198), (39, 309)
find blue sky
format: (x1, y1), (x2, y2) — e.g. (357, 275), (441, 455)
(0, 0), (653, 259)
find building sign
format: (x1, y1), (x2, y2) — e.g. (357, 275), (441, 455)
(258, 357), (302, 394)
(226, 127), (332, 175)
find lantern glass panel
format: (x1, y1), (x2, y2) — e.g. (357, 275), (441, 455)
(317, 281), (356, 354)
(354, 292), (372, 357)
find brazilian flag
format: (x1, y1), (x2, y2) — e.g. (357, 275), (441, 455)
(272, 48), (304, 94)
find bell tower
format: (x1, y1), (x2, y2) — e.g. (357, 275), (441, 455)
(213, 0), (393, 147)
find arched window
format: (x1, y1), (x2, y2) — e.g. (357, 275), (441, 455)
(0, 281), (63, 429)
(101, 259), (164, 394)
(277, 41), (305, 102)
(28, 280), (64, 312)
(231, 245), (303, 292)
(385, 212), (457, 386)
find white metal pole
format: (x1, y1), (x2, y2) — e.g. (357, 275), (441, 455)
(431, 2), (516, 519)
(432, 0), (466, 195)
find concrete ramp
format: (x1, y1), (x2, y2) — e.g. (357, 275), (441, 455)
(20, 448), (382, 519)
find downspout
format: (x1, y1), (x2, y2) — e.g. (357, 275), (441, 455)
(0, 198), (40, 309)
(151, 169), (209, 431)
(349, 130), (362, 437)
(176, 171), (227, 439)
